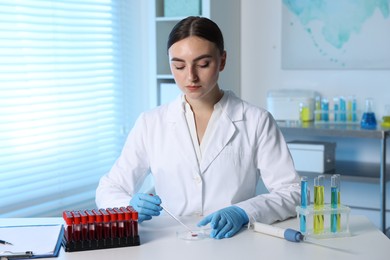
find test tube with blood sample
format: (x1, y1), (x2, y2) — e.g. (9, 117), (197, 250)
(85, 210), (96, 240)
(79, 210), (89, 241)
(92, 209), (103, 240)
(99, 209), (111, 239)
(71, 211), (81, 242)
(62, 211), (74, 242)
(120, 207), (132, 238)
(127, 206), (139, 238)
(132, 210), (139, 239)
(107, 208), (118, 239)
(113, 208), (125, 238)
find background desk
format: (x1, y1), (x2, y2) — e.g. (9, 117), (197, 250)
(1, 215), (389, 260)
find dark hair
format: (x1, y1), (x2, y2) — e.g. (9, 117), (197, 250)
(167, 16), (224, 55)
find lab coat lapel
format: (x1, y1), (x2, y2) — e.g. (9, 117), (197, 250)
(166, 96), (200, 170)
(199, 114), (235, 173)
(200, 92), (242, 174)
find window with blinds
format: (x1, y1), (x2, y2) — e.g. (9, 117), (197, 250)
(0, 0), (148, 217)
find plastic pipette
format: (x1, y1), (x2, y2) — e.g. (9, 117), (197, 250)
(253, 222), (354, 253)
(149, 193), (196, 235)
(161, 206), (195, 234)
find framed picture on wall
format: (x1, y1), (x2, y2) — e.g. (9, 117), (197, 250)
(281, 0), (390, 70)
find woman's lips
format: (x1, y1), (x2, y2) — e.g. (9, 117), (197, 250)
(186, 85), (201, 91)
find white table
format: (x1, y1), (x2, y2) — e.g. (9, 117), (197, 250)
(1, 215), (389, 260)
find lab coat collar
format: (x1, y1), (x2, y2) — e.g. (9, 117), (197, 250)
(169, 90), (243, 121)
(166, 91), (244, 174)
(220, 90), (244, 122)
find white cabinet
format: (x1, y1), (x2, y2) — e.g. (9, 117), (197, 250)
(152, 0), (241, 106)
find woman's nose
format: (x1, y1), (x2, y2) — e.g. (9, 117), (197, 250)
(188, 66), (198, 82)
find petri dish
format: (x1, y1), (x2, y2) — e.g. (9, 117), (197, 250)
(176, 228), (210, 241)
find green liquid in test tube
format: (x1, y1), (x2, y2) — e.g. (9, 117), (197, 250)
(331, 174), (341, 232)
(315, 96), (321, 121)
(314, 175), (325, 234)
(347, 97), (352, 122)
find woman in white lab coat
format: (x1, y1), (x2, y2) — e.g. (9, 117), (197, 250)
(96, 16), (300, 239)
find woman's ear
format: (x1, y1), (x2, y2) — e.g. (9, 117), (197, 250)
(219, 51), (227, 71)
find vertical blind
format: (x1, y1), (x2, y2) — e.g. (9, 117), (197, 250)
(0, 0), (138, 217)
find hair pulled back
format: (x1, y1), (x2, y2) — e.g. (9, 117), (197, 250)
(167, 16), (224, 55)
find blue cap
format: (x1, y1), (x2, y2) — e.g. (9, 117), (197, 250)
(284, 228), (304, 242)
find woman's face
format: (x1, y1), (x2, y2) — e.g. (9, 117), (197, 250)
(168, 36), (226, 101)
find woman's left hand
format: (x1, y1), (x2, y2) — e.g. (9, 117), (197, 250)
(197, 206), (249, 239)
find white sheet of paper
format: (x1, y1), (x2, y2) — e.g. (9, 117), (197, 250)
(0, 225), (62, 256)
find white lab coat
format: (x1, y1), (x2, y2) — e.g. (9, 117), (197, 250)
(96, 91), (300, 224)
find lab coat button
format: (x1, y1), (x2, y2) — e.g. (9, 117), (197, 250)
(193, 176), (202, 183)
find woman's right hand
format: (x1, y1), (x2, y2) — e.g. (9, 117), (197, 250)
(130, 193), (163, 222)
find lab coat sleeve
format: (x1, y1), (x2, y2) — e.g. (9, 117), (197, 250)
(95, 113), (151, 209)
(234, 111), (301, 225)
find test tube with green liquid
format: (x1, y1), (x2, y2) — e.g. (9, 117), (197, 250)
(315, 96), (321, 121)
(347, 97), (353, 122)
(314, 175), (325, 234)
(331, 174), (341, 232)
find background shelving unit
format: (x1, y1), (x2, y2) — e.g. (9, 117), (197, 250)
(279, 122), (390, 234)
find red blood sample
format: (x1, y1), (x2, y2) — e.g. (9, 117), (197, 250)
(79, 211), (88, 241)
(85, 210), (96, 240)
(113, 208), (125, 238)
(71, 211), (81, 241)
(92, 209), (103, 240)
(120, 207), (132, 238)
(127, 206), (139, 237)
(62, 211), (74, 242)
(107, 208), (118, 239)
(99, 209), (111, 239)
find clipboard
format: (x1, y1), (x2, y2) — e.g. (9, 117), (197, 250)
(0, 225), (63, 259)
(0, 251), (33, 259)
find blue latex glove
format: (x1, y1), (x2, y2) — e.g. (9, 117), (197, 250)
(197, 206), (249, 239)
(130, 193), (163, 223)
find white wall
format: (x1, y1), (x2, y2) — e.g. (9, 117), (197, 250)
(210, 0), (241, 96)
(241, 0), (390, 120)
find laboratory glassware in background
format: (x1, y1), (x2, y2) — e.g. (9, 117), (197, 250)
(339, 96), (346, 122)
(321, 98), (329, 121)
(381, 104), (390, 128)
(333, 97), (339, 122)
(315, 96), (321, 121)
(351, 96), (357, 122)
(361, 98), (377, 129)
(299, 102), (311, 122)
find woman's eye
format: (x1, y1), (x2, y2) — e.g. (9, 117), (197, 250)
(174, 65), (185, 70)
(198, 62), (209, 68)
